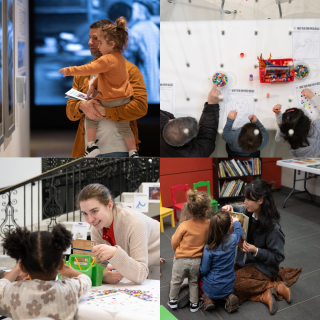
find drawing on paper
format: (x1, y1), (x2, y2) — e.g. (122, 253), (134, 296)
(224, 94), (256, 129)
(136, 201), (147, 209)
(292, 32), (320, 60)
(160, 82), (175, 114)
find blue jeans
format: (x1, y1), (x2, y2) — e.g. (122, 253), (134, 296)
(98, 152), (129, 158)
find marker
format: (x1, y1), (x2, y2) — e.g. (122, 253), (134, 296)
(266, 93), (270, 98)
(28, 275), (31, 280)
(273, 109), (278, 113)
(75, 257), (82, 270)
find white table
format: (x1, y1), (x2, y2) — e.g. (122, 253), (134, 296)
(161, 19), (320, 131)
(277, 158), (320, 207)
(75, 279), (160, 320)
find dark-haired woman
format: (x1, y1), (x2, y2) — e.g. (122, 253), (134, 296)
(77, 183), (160, 285)
(273, 99), (320, 157)
(222, 180), (301, 315)
(0, 224), (91, 320)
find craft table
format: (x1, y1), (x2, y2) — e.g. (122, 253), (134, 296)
(75, 279), (160, 320)
(161, 18), (320, 131)
(277, 158), (320, 207)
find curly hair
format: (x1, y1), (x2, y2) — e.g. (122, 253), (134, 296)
(3, 224), (72, 275)
(279, 108), (311, 150)
(99, 16), (128, 52)
(184, 190), (211, 221)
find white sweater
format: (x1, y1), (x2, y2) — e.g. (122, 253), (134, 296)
(91, 206), (160, 284)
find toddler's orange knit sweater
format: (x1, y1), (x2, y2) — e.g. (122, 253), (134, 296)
(65, 51), (134, 102)
(171, 219), (210, 259)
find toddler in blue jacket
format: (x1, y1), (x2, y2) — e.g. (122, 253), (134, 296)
(199, 211), (243, 313)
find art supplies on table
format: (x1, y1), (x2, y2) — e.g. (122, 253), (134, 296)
(160, 81), (175, 114)
(295, 63), (309, 79)
(294, 80), (320, 119)
(223, 87), (257, 129)
(212, 72), (228, 87)
(292, 26), (320, 61)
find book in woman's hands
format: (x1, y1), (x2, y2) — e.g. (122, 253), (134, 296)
(65, 88), (88, 101)
(228, 211), (249, 242)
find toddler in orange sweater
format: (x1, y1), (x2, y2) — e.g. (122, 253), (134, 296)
(168, 190), (211, 313)
(59, 17), (138, 158)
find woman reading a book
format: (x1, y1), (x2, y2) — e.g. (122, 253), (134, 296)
(77, 183), (160, 285)
(222, 180), (301, 316)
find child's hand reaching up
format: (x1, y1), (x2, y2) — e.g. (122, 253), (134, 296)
(273, 104), (282, 114)
(228, 110), (238, 120)
(87, 86), (95, 100)
(222, 205), (233, 212)
(248, 115), (258, 123)
(58, 68), (67, 77)
(301, 88), (315, 99)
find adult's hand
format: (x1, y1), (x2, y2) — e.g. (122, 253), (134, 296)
(103, 266), (124, 284)
(228, 110), (238, 120)
(92, 244), (117, 261)
(207, 84), (221, 105)
(248, 114), (258, 123)
(222, 205), (233, 212)
(79, 99), (104, 120)
(242, 241), (257, 254)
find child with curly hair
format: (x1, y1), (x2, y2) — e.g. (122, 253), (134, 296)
(0, 224), (91, 320)
(199, 212), (243, 313)
(273, 89), (320, 157)
(59, 17), (138, 158)
(167, 190), (211, 313)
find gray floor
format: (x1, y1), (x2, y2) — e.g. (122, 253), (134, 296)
(160, 191), (320, 320)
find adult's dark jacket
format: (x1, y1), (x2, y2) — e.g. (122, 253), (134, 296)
(160, 103), (220, 157)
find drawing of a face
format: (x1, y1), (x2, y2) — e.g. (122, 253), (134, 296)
(234, 98), (249, 120)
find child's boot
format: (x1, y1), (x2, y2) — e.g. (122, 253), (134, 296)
(224, 293), (239, 313)
(84, 140), (100, 158)
(202, 293), (215, 311)
(190, 299), (204, 312)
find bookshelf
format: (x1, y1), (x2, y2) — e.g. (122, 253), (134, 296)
(213, 158), (262, 205)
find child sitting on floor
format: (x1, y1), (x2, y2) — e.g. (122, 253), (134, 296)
(58, 17), (138, 158)
(0, 224), (91, 320)
(199, 211), (243, 313)
(168, 190), (211, 313)
(222, 111), (269, 157)
(274, 91), (320, 157)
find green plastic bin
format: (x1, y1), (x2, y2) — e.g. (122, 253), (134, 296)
(59, 254), (105, 286)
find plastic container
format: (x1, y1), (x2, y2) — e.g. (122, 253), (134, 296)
(259, 58), (294, 83)
(294, 61), (310, 79)
(58, 254), (105, 286)
(212, 71), (228, 87)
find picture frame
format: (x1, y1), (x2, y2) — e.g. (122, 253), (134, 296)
(142, 183), (160, 203)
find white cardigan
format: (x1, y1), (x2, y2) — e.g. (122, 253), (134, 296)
(90, 206), (160, 284)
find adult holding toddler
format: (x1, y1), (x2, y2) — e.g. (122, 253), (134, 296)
(222, 111), (269, 157)
(222, 180), (301, 315)
(167, 190), (211, 313)
(273, 89), (320, 157)
(77, 183), (160, 285)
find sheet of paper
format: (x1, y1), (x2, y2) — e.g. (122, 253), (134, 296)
(160, 81), (175, 114)
(294, 79), (320, 120)
(65, 88), (88, 101)
(72, 222), (90, 240)
(133, 194), (149, 213)
(223, 87), (257, 130)
(292, 26), (320, 61)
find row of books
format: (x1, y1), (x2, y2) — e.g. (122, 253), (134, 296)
(218, 158), (261, 178)
(219, 179), (247, 198)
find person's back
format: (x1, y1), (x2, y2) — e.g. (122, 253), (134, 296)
(0, 225), (91, 320)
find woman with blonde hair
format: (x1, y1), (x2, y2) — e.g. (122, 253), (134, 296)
(77, 183), (160, 284)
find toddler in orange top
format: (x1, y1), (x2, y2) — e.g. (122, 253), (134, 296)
(58, 17), (138, 158)
(168, 190), (211, 313)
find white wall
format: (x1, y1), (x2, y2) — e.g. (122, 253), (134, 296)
(0, 0), (30, 156)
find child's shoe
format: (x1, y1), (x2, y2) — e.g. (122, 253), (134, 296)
(84, 140), (100, 158)
(202, 293), (215, 311)
(129, 150), (139, 158)
(167, 299), (178, 309)
(190, 299), (204, 312)
(224, 293), (239, 313)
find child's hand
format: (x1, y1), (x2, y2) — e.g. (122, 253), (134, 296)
(248, 115), (258, 123)
(242, 241), (257, 254)
(58, 68), (67, 77)
(87, 86), (95, 100)
(273, 104), (282, 114)
(228, 110), (238, 120)
(222, 205), (233, 212)
(59, 264), (75, 278)
(301, 88), (315, 99)
(232, 217), (239, 223)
